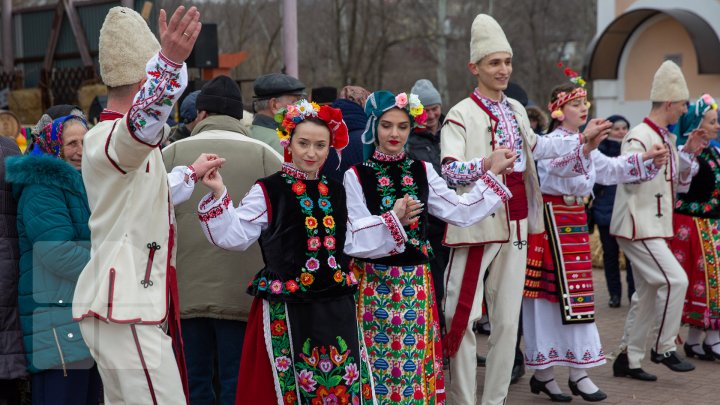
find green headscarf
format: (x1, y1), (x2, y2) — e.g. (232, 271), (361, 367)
(361, 90), (427, 160)
(675, 94), (718, 146)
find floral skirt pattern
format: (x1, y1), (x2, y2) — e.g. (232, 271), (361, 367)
(670, 213), (720, 330)
(353, 260), (445, 405)
(263, 296), (375, 404)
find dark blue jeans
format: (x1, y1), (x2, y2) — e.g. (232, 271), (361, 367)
(31, 363), (101, 405)
(181, 317), (246, 405)
(598, 225), (635, 300)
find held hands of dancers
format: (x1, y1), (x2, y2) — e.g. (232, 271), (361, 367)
(683, 128), (710, 156)
(191, 153), (225, 178)
(158, 6), (202, 64)
(642, 144), (670, 168)
(582, 118), (612, 156)
(394, 194), (424, 226)
(483, 147), (518, 176)
(203, 167), (226, 201)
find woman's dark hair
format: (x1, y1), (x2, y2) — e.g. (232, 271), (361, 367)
(607, 114), (630, 128)
(290, 117), (331, 141)
(547, 83), (580, 133)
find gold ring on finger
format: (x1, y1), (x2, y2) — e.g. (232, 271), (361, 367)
(183, 32), (190, 37)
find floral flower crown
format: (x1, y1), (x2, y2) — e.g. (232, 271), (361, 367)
(548, 63), (590, 122)
(274, 99), (349, 162)
(394, 92), (428, 126)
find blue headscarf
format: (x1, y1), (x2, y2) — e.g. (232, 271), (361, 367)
(29, 114), (87, 158)
(674, 94), (717, 146)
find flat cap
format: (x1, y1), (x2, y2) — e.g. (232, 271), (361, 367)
(253, 73), (306, 99)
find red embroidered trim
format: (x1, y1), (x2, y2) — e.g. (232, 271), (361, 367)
(480, 173), (510, 202)
(443, 118), (466, 130)
(442, 159), (486, 187)
(380, 211), (404, 250)
(281, 163), (310, 180)
(104, 121), (127, 174)
(372, 149), (405, 162)
(198, 192), (232, 223)
(99, 109), (124, 122)
(186, 165), (198, 183)
(159, 51), (183, 68)
(131, 325), (159, 405)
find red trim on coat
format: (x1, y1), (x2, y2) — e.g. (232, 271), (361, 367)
(256, 181), (272, 224)
(104, 121), (127, 175)
(100, 109), (124, 122)
(444, 118), (466, 131)
(131, 324), (158, 405)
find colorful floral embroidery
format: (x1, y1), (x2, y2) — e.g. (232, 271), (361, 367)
(676, 147), (720, 215)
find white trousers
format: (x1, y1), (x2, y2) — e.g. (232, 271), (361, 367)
(79, 318), (186, 405)
(444, 219), (527, 405)
(617, 238), (688, 368)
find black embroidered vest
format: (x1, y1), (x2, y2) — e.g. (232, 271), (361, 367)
(675, 146), (720, 219)
(247, 171), (356, 302)
(352, 156), (431, 266)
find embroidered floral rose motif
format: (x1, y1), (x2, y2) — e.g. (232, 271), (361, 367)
(283, 391), (297, 405)
(342, 362), (359, 385)
(297, 369), (317, 393)
(327, 255), (338, 269)
(363, 384), (372, 399)
(300, 272), (314, 286)
(300, 197), (314, 210)
(312, 385), (349, 405)
(324, 236), (336, 249)
(307, 236), (321, 251)
(318, 198), (332, 212)
(271, 320), (287, 336)
(409, 221), (419, 230)
(305, 216), (318, 229)
(378, 176), (391, 186)
(347, 272), (357, 285)
(402, 175), (414, 186)
(285, 280), (299, 293)
(306, 258), (320, 272)
(323, 215), (335, 229)
(270, 280), (283, 294)
(275, 356), (291, 371)
(292, 181), (307, 195)
(333, 270), (344, 283)
(257, 277), (268, 291)
(381, 196), (394, 208)
(318, 182), (329, 196)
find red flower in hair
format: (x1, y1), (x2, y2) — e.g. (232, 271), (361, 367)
(317, 106), (349, 150)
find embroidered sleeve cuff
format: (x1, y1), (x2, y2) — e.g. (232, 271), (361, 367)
(479, 172), (512, 202)
(441, 158), (486, 187)
(158, 51), (184, 71)
(198, 189), (231, 223)
(641, 155), (660, 180)
(183, 165), (198, 185)
(380, 211), (407, 251)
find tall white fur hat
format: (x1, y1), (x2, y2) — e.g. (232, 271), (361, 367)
(470, 14), (512, 63)
(650, 60), (689, 102)
(99, 7), (160, 87)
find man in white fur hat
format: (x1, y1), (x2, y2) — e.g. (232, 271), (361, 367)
(72, 6), (224, 404)
(611, 60), (706, 381)
(439, 14), (610, 405)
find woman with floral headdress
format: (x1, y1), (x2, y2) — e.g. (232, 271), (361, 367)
(346, 90), (517, 404)
(521, 73), (670, 402)
(668, 94), (720, 362)
(5, 112), (101, 404)
(197, 99), (410, 404)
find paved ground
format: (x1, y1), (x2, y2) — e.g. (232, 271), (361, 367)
(458, 268), (720, 404)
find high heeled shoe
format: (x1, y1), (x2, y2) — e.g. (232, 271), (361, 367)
(684, 342), (714, 361)
(702, 342), (720, 360)
(529, 376), (572, 402)
(568, 376), (607, 402)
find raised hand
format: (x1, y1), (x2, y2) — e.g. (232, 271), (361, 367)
(158, 6), (202, 64)
(485, 148), (518, 176)
(202, 167), (225, 199)
(191, 153), (226, 178)
(642, 144), (669, 167)
(683, 128), (709, 155)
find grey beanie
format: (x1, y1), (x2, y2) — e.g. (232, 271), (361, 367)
(411, 79), (442, 106)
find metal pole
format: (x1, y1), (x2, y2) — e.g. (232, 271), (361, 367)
(282, 0), (298, 78)
(436, 0), (448, 104)
(1, 0), (12, 73)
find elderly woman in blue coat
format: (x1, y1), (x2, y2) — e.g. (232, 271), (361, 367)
(6, 113), (100, 404)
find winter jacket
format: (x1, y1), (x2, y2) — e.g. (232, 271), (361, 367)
(322, 99), (368, 183)
(406, 116), (444, 175)
(6, 154), (92, 374)
(592, 138), (622, 226)
(0, 137), (26, 379)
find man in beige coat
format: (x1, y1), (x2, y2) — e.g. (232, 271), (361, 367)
(162, 75), (282, 404)
(611, 60), (705, 380)
(72, 6), (223, 404)
(440, 14), (608, 405)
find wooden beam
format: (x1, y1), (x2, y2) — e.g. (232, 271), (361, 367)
(63, 0), (94, 68)
(43, 0), (65, 72)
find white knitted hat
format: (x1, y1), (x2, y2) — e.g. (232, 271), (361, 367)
(99, 7), (160, 87)
(650, 60), (689, 102)
(469, 14), (512, 63)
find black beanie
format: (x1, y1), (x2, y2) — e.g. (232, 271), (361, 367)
(196, 76), (244, 120)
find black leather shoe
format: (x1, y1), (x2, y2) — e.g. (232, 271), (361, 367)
(529, 376), (572, 402)
(702, 342), (720, 360)
(510, 363), (525, 385)
(608, 295), (621, 308)
(613, 352), (657, 381)
(650, 349), (695, 372)
(568, 377), (607, 402)
(476, 354), (486, 367)
(684, 343), (714, 361)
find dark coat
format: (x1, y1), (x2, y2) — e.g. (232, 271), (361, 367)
(322, 99), (368, 183)
(592, 139), (622, 226)
(406, 117), (444, 175)
(0, 137), (26, 379)
(5, 154), (92, 373)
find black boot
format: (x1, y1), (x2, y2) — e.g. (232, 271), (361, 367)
(650, 349), (695, 372)
(612, 352), (657, 381)
(683, 343), (714, 361)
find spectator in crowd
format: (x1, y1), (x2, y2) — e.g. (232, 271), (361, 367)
(168, 90), (201, 144)
(593, 115), (635, 308)
(311, 86), (338, 105)
(0, 136), (25, 405)
(251, 73), (306, 154)
(526, 105), (548, 135)
(162, 75), (282, 405)
(6, 112), (101, 404)
(322, 86), (369, 183)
